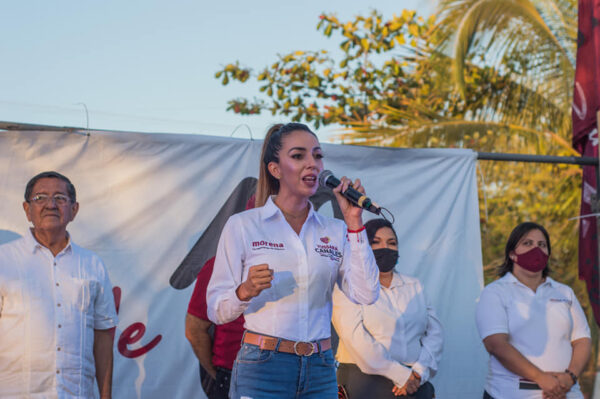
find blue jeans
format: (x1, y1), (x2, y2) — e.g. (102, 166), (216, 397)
(229, 342), (337, 399)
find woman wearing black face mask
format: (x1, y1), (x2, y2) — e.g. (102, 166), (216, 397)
(332, 219), (443, 398)
(476, 222), (591, 399)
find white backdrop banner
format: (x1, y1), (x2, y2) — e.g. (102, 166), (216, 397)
(0, 129), (488, 398)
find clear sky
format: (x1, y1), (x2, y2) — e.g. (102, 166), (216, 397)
(0, 0), (433, 141)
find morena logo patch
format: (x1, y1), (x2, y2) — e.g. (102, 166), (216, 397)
(252, 240), (285, 250)
(320, 236), (330, 244)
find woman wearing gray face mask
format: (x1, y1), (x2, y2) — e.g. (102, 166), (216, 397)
(332, 219), (444, 399)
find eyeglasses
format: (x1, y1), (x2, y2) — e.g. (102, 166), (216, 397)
(29, 194), (71, 205)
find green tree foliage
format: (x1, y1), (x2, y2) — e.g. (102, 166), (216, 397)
(216, 11), (443, 128)
(215, 4), (596, 390)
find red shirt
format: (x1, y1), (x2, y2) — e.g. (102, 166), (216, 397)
(187, 257), (244, 370)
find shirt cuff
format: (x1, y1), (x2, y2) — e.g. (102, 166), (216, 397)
(571, 330), (592, 342)
(346, 229), (368, 246)
(94, 315), (118, 330)
(411, 362), (430, 384)
(389, 362), (413, 387)
(187, 309), (210, 320)
(479, 327), (509, 340)
(225, 286), (251, 318)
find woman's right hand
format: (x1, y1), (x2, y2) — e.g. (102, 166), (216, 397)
(236, 264), (274, 301)
(537, 372), (565, 399)
(332, 177), (365, 231)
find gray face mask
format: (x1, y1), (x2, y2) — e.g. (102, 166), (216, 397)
(373, 248), (398, 272)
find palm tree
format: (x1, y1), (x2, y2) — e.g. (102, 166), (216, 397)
(340, 0), (579, 268)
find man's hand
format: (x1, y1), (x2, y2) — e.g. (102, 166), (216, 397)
(185, 314), (217, 379)
(236, 264), (273, 301)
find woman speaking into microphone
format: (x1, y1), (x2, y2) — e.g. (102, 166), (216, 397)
(206, 122), (380, 399)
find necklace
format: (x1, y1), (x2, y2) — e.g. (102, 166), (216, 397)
(281, 208), (308, 219)
(276, 202), (308, 235)
(274, 196), (309, 220)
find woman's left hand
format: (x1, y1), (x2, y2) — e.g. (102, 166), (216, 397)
(332, 176), (365, 230)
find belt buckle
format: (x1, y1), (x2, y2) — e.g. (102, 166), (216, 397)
(293, 341), (315, 356)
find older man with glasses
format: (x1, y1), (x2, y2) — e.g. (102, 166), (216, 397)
(0, 171), (118, 399)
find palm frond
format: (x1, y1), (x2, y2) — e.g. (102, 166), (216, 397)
(446, 0), (574, 97)
(338, 115), (578, 156)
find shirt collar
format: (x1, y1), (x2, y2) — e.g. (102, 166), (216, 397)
(503, 272), (553, 288)
(25, 228), (73, 255)
(260, 196), (324, 228)
(259, 196), (280, 220)
(543, 276), (557, 287)
(502, 272), (519, 284)
(388, 271), (406, 288)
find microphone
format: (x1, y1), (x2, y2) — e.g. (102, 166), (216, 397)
(318, 170), (381, 215)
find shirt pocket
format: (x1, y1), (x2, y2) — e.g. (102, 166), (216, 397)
(236, 342), (274, 364)
(63, 277), (96, 313)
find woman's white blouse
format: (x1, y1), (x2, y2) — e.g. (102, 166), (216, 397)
(476, 272), (591, 399)
(332, 272), (443, 387)
(207, 196), (380, 342)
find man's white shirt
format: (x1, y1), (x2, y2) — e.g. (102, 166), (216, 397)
(0, 229), (118, 399)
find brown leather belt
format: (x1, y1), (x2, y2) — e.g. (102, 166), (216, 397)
(243, 331), (331, 356)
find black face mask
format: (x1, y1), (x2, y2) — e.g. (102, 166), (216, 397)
(373, 248), (398, 272)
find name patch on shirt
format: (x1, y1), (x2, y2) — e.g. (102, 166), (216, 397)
(549, 298), (572, 305)
(314, 243), (342, 262)
(251, 240), (285, 250)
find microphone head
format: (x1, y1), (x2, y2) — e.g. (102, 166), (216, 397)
(318, 170), (334, 188)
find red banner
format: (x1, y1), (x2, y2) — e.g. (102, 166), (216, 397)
(573, 0), (600, 325)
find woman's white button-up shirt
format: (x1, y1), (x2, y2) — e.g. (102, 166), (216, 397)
(207, 196), (379, 342)
(332, 272), (443, 387)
